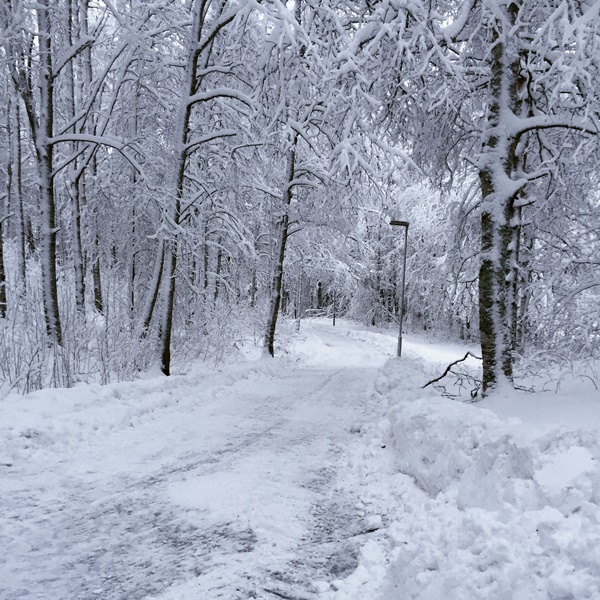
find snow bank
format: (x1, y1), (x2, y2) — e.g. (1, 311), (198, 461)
(0, 357), (292, 469)
(325, 357), (600, 600)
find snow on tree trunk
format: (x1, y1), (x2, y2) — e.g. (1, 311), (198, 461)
(477, 2), (529, 395)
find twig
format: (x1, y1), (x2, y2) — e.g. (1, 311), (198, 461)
(422, 352), (482, 389)
(263, 589), (311, 600)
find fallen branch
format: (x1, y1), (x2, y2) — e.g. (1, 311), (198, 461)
(422, 352), (482, 391)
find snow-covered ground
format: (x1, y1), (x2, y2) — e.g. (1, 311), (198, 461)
(1, 319), (599, 599)
(322, 322), (600, 600)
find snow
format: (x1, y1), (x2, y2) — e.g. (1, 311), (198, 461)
(2, 319), (600, 599)
(479, 383), (600, 432)
(535, 446), (595, 493)
(321, 325), (600, 600)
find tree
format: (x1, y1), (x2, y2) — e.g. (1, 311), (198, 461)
(462, 0), (600, 393)
(345, 0), (600, 393)
(155, 0), (255, 374)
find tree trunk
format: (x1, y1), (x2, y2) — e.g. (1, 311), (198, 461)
(0, 212), (7, 319)
(67, 0), (86, 314)
(37, 1), (62, 344)
(250, 270), (257, 308)
(263, 137), (297, 356)
(478, 17), (508, 394)
(514, 225), (533, 352)
(70, 178), (86, 313)
(129, 204), (137, 322)
(159, 0), (204, 375)
(478, 3), (527, 395)
(92, 237), (103, 313)
(214, 236), (223, 303)
(8, 96), (26, 294)
(90, 160), (103, 313)
(141, 241), (165, 335)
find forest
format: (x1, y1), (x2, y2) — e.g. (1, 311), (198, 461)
(0, 0), (599, 397)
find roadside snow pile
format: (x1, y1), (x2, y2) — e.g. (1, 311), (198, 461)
(325, 357), (600, 600)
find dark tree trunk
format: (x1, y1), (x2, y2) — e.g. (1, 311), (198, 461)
(129, 205), (137, 322)
(71, 178), (86, 313)
(8, 96), (26, 294)
(263, 137), (297, 356)
(92, 238), (103, 313)
(264, 213), (290, 356)
(66, 0), (86, 314)
(37, 0), (62, 344)
(161, 238), (178, 375)
(159, 0), (204, 375)
(214, 236), (223, 303)
(0, 216), (7, 318)
(141, 241), (165, 335)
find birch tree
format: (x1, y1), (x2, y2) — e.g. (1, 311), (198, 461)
(452, 1), (600, 393)
(347, 0), (600, 393)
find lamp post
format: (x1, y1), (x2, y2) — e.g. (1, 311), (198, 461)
(332, 288), (336, 326)
(390, 220), (409, 357)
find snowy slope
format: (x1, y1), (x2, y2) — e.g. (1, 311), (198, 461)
(324, 335), (600, 600)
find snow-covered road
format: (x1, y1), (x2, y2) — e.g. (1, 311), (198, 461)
(1, 321), (390, 600)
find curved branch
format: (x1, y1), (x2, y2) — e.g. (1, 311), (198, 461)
(422, 352), (482, 389)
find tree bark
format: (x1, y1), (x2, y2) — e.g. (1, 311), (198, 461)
(0, 209), (7, 319)
(67, 0), (86, 314)
(37, 0), (63, 344)
(478, 15), (510, 394)
(478, 2), (527, 395)
(263, 137), (297, 356)
(159, 0), (204, 375)
(141, 241), (165, 335)
(214, 235), (223, 303)
(92, 233), (103, 313)
(8, 96), (27, 294)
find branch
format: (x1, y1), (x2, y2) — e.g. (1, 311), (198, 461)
(48, 134), (144, 174)
(422, 352), (482, 389)
(0, 212), (15, 226)
(507, 113), (599, 138)
(187, 88), (254, 108)
(52, 36), (95, 77)
(230, 142), (264, 157)
(184, 129), (238, 154)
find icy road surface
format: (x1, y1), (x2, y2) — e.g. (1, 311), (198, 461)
(1, 320), (390, 600)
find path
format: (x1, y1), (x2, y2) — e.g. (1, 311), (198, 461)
(1, 320), (390, 600)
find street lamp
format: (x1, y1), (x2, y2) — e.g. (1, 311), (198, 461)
(390, 220), (409, 357)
